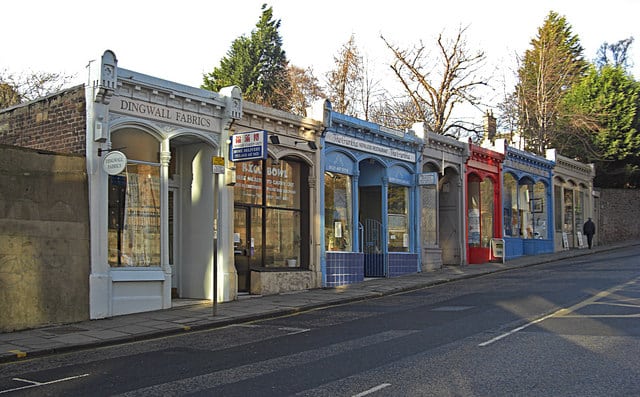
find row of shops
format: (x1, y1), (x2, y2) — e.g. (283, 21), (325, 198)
(3, 50), (596, 321)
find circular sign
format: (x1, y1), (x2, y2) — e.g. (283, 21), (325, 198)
(103, 151), (127, 175)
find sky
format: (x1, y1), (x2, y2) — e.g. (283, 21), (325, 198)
(2, 0), (639, 123)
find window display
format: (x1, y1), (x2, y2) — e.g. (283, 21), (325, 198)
(234, 158), (307, 268)
(388, 185), (410, 252)
(503, 173), (518, 237)
(324, 172), (352, 251)
(108, 163), (161, 267)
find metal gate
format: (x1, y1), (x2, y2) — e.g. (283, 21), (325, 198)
(362, 219), (386, 277)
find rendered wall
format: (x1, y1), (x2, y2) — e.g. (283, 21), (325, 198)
(0, 145), (90, 332)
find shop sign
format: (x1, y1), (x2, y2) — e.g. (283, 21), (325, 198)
(111, 98), (215, 130)
(418, 172), (438, 186)
(212, 156), (225, 174)
(103, 151), (127, 175)
(491, 238), (505, 262)
(230, 130), (267, 162)
(325, 132), (416, 162)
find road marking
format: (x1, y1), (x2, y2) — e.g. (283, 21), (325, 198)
(7, 350), (26, 358)
(277, 326), (311, 335)
(479, 277), (640, 347)
(478, 309), (567, 347)
(114, 330), (416, 396)
(352, 383), (392, 397)
(0, 374), (90, 394)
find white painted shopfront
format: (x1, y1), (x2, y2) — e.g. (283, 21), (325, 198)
(85, 51), (242, 318)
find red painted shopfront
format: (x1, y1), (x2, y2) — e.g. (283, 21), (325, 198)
(465, 143), (504, 264)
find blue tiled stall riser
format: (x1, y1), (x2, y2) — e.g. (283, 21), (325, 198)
(388, 253), (419, 277)
(325, 252), (364, 287)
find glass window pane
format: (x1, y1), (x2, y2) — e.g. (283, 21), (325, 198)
(480, 178), (494, 247)
(324, 172), (353, 251)
(519, 182), (533, 239)
(503, 174), (518, 237)
(249, 207), (263, 267)
(533, 182), (547, 239)
(564, 189), (574, 233)
(235, 160), (263, 205)
(422, 187), (437, 245)
(575, 191), (584, 235)
(264, 209), (300, 268)
(554, 185), (563, 232)
(468, 178), (481, 247)
(388, 185), (409, 252)
(108, 163), (161, 267)
(267, 159), (301, 209)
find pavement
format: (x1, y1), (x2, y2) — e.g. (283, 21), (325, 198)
(2, 241), (638, 364)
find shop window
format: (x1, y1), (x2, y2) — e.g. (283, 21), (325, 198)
(108, 129), (161, 267)
(554, 185), (563, 232)
(108, 163), (161, 267)
(480, 178), (494, 247)
(422, 187), (437, 246)
(503, 173), (518, 237)
(564, 189), (574, 233)
(388, 185), (410, 252)
(235, 157), (308, 269)
(574, 190), (584, 235)
(519, 181), (534, 239)
(324, 172), (353, 251)
(532, 182), (548, 239)
(234, 160), (264, 205)
(468, 176), (494, 248)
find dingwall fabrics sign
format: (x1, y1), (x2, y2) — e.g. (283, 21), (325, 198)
(111, 98), (216, 130)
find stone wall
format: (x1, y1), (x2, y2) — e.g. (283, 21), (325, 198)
(597, 189), (640, 244)
(0, 85), (86, 154)
(0, 145), (90, 332)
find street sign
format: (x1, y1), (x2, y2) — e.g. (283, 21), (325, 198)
(229, 130), (267, 162)
(212, 156), (225, 174)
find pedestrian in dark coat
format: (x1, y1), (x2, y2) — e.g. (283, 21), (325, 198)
(583, 218), (596, 249)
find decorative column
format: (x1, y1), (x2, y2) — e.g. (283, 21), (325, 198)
(159, 140), (172, 309)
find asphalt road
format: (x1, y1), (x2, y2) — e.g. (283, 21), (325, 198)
(1, 246), (639, 396)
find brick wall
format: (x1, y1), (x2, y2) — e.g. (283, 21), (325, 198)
(597, 189), (640, 244)
(0, 85), (86, 155)
(0, 145), (90, 332)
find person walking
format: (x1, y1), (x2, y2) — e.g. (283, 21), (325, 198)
(583, 217), (596, 249)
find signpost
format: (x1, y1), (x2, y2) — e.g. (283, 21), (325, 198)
(211, 156), (226, 316)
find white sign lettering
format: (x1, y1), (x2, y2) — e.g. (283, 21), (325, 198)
(325, 132), (415, 162)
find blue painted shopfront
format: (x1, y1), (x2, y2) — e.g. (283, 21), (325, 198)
(320, 112), (421, 287)
(498, 142), (555, 259)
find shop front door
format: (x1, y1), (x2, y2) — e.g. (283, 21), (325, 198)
(234, 206), (251, 292)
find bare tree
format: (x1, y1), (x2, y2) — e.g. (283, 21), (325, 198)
(283, 65), (325, 116)
(1, 69), (75, 108)
(369, 92), (428, 131)
(381, 26), (488, 136)
(325, 34), (363, 116)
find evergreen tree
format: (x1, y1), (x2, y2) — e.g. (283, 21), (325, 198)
(516, 11), (588, 155)
(202, 4), (291, 110)
(563, 65), (640, 188)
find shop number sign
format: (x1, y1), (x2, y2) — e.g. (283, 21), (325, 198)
(103, 151), (127, 175)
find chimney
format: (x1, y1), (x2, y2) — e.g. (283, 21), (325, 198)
(483, 110), (496, 144)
